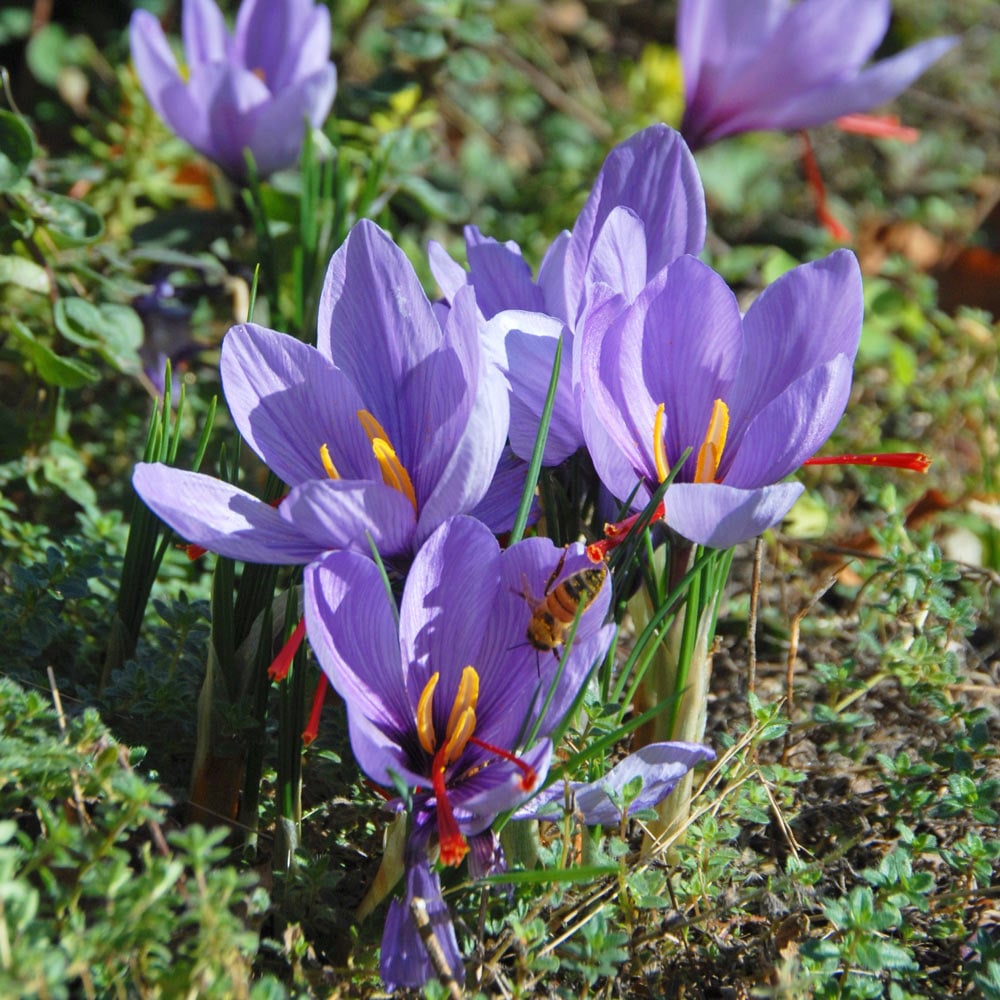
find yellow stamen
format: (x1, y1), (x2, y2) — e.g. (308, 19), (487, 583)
(442, 706), (476, 764)
(445, 666), (479, 742)
(653, 403), (669, 483)
(693, 399), (730, 484)
(416, 672), (440, 755)
(319, 443), (341, 480)
(357, 409), (418, 512)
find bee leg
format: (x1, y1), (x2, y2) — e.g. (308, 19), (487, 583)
(542, 546), (570, 597)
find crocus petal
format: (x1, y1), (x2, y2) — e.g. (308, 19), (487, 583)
(280, 479), (417, 560)
(381, 855), (463, 992)
(618, 256), (742, 482)
(304, 552), (414, 763)
(247, 64), (337, 175)
(514, 741), (715, 824)
(467, 447), (539, 534)
(399, 517), (504, 727)
(722, 356), (854, 488)
(132, 464), (323, 563)
(270, 3), (333, 91)
(428, 240), (470, 304)
(772, 36), (959, 130)
(220, 322), (376, 487)
(726, 249), (862, 450)
(664, 480), (805, 549)
(581, 206), (648, 313)
(233, 0), (311, 85)
(203, 64), (270, 175)
(464, 227), (545, 319)
(499, 311), (582, 465)
(129, 11), (181, 121)
(317, 221), (448, 448)
(182, 0), (230, 67)
(564, 124), (705, 322)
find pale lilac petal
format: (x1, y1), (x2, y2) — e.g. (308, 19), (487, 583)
(564, 124), (705, 322)
(726, 250), (862, 450)
(317, 221), (445, 447)
(304, 552), (413, 760)
(428, 240), (469, 303)
(500, 311), (581, 465)
(723, 356), (854, 488)
(248, 64), (337, 174)
(581, 206), (648, 313)
(467, 447), (539, 534)
(399, 518), (504, 729)
(132, 464), (322, 563)
(182, 0), (229, 66)
(203, 64), (270, 175)
(579, 391), (650, 512)
(620, 256), (742, 482)
(220, 323), (376, 487)
(465, 227), (545, 318)
(280, 479), (417, 559)
(403, 285), (480, 512)
(773, 36), (959, 130)
(129, 11), (181, 121)
(514, 741), (715, 824)
(381, 856), (463, 991)
(665, 480), (805, 549)
(158, 73), (216, 157)
(272, 4), (332, 90)
(234, 0), (312, 84)
(537, 230), (571, 321)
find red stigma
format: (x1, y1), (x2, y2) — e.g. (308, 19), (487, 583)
(804, 452), (931, 473)
(431, 745), (469, 866)
(183, 543), (207, 560)
(587, 501), (666, 562)
(799, 131), (850, 242)
(835, 113), (920, 143)
(301, 673), (329, 746)
(268, 617), (306, 682)
(469, 736), (538, 792)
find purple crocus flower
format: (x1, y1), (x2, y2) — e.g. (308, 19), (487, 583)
(132, 219), (510, 568)
(678, 0), (957, 150)
(580, 249), (864, 550)
(430, 124), (705, 466)
(130, 0), (337, 179)
(304, 515), (711, 988)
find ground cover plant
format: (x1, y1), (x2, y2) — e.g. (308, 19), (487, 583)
(1, 0), (998, 996)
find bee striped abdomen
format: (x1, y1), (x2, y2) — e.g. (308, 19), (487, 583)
(525, 564), (607, 652)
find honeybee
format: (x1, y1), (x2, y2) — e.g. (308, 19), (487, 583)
(522, 550), (607, 658)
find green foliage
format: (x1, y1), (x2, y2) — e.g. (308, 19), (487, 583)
(0, 676), (283, 999)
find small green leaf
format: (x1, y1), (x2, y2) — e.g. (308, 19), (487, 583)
(8, 319), (100, 388)
(34, 191), (104, 242)
(0, 254), (50, 294)
(0, 109), (35, 192)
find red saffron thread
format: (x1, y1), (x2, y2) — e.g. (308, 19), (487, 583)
(800, 131), (851, 242)
(835, 113), (920, 143)
(804, 452), (931, 473)
(301, 673), (329, 746)
(268, 617), (306, 682)
(431, 746), (469, 866)
(469, 736), (538, 792)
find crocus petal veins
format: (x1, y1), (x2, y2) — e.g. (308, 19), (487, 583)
(357, 410), (418, 511)
(803, 452), (931, 473)
(694, 398), (730, 484)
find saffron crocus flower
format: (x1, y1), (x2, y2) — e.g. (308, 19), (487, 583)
(132, 220), (510, 568)
(304, 516), (710, 989)
(580, 249), (864, 550)
(430, 124), (705, 465)
(678, 0), (957, 150)
(130, 0), (337, 179)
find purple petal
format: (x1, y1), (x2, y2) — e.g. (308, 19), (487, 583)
(233, 0), (313, 85)
(381, 855), (463, 991)
(304, 552), (414, 777)
(428, 240), (469, 304)
(467, 830), (506, 881)
(268, 4), (333, 92)
(774, 35), (958, 130)
(316, 221), (447, 450)
(220, 323), (376, 487)
(665, 480), (805, 549)
(467, 447), (540, 534)
(514, 741), (715, 824)
(132, 464), (322, 563)
(280, 478), (417, 560)
(247, 64), (337, 175)
(723, 356), (854, 488)
(500, 311), (582, 465)
(203, 65), (270, 176)
(726, 250), (862, 452)
(452, 740), (553, 823)
(465, 227), (545, 318)
(581, 206), (648, 312)
(564, 124), (705, 322)
(129, 11), (181, 122)
(620, 256), (743, 482)
(182, 0), (230, 67)
(537, 230), (571, 321)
